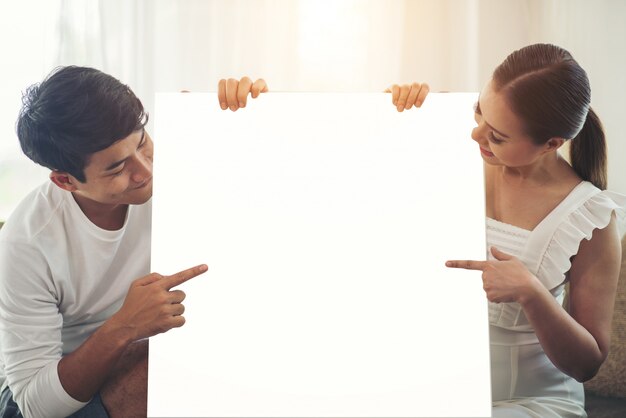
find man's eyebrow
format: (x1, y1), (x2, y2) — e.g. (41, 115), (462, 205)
(104, 157), (127, 172)
(476, 97), (510, 139)
(103, 129), (146, 172)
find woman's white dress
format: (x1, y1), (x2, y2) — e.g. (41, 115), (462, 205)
(487, 181), (625, 418)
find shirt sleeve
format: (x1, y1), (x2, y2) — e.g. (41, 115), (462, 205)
(0, 242), (87, 418)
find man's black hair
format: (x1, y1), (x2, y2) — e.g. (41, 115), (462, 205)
(16, 66), (148, 182)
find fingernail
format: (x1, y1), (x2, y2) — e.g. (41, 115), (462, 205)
(220, 103), (227, 110)
(239, 102), (245, 108)
(445, 261), (452, 267)
(199, 264), (208, 272)
(230, 105), (237, 111)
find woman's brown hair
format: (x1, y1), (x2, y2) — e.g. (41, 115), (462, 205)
(492, 43), (607, 189)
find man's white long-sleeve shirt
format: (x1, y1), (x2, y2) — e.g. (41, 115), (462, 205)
(0, 182), (151, 418)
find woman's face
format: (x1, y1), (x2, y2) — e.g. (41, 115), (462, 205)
(471, 80), (552, 168)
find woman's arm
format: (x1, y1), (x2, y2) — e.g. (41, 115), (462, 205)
(521, 215), (621, 381)
(446, 215), (621, 382)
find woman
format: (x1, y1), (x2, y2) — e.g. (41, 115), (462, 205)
(392, 43), (625, 417)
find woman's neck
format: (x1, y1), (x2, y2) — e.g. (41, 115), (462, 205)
(500, 152), (571, 189)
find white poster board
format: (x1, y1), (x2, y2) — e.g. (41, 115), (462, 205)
(148, 93), (490, 417)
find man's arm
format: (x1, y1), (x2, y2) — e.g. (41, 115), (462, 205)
(57, 265), (207, 402)
(0, 243), (85, 418)
(0, 238), (205, 418)
(100, 339), (149, 418)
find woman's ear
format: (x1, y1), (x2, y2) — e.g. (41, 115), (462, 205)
(49, 171), (78, 192)
(545, 137), (566, 152)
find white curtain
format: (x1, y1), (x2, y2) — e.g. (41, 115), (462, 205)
(0, 0), (61, 218)
(49, 0), (490, 114)
(2, 0), (625, 229)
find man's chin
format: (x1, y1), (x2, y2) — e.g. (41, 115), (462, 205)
(128, 185), (153, 205)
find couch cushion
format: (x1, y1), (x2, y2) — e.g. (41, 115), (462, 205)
(585, 392), (626, 417)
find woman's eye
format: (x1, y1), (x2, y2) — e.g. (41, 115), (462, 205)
(112, 169), (124, 177)
(489, 132), (503, 144)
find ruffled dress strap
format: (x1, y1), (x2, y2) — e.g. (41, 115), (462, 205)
(524, 181), (626, 290)
(489, 182), (626, 332)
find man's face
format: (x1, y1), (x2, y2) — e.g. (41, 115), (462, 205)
(70, 129), (154, 206)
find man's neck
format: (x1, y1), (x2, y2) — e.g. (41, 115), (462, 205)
(72, 193), (129, 231)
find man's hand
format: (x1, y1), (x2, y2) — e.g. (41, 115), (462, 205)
(218, 77), (268, 111)
(384, 82), (430, 112)
(109, 264), (208, 342)
(58, 265), (207, 404)
(445, 246), (542, 304)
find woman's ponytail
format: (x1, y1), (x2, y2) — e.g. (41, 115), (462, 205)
(569, 107), (607, 190)
(492, 44), (608, 189)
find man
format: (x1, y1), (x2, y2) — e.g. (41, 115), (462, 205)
(0, 66), (266, 418)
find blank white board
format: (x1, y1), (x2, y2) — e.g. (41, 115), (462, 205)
(149, 93), (490, 417)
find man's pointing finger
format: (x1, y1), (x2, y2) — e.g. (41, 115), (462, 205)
(161, 264), (208, 290)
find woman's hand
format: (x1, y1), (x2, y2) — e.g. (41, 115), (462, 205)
(384, 82), (430, 112)
(445, 246), (542, 304)
(218, 77), (268, 111)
